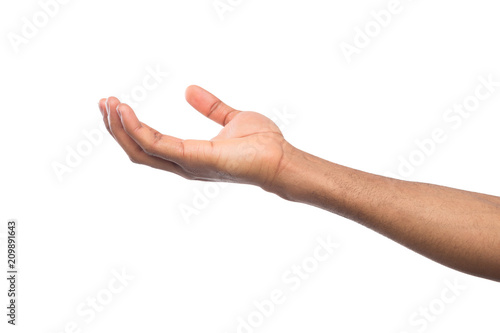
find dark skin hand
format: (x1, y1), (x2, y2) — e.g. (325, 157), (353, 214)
(98, 85), (500, 282)
(99, 86), (289, 188)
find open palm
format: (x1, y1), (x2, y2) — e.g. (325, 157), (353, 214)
(98, 85), (291, 189)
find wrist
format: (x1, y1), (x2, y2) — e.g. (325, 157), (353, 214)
(261, 143), (316, 202)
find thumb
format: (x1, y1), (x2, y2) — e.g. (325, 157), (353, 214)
(185, 85), (240, 126)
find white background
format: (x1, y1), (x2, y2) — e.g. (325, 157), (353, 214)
(1, 0), (500, 332)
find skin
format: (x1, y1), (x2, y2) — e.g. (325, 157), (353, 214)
(98, 85), (500, 282)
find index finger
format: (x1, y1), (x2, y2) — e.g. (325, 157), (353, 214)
(117, 103), (216, 167)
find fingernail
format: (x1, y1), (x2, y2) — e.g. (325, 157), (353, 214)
(98, 102), (104, 116)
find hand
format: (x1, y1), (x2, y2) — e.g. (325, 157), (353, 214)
(98, 85), (293, 190)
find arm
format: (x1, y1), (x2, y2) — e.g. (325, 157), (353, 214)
(98, 86), (500, 282)
(270, 147), (500, 282)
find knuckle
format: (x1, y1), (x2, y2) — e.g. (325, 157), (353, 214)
(142, 143), (153, 154)
(208, 100), (222, 118)
(222, 109), (237, 126)
(179, 141), (186, 159)
(143, 131), (162, 154)
(183, 174), (195, 181)
(142, 142), (156, 154)
(128, 155), (142, 164)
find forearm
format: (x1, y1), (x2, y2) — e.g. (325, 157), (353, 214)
(268, 144), (500, 282)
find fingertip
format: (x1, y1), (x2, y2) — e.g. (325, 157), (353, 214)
(116, 103), (132, 117)
(116, 103), (122, 118)
(186, 84), (201, 93)
(117, 103), (142, 130)
(98, 98), (107, 116)
(186, 85), (216, 112)
(185, 85), (201, 104)
(106, 96), (120, 108)
(105, 97), (111, 112)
